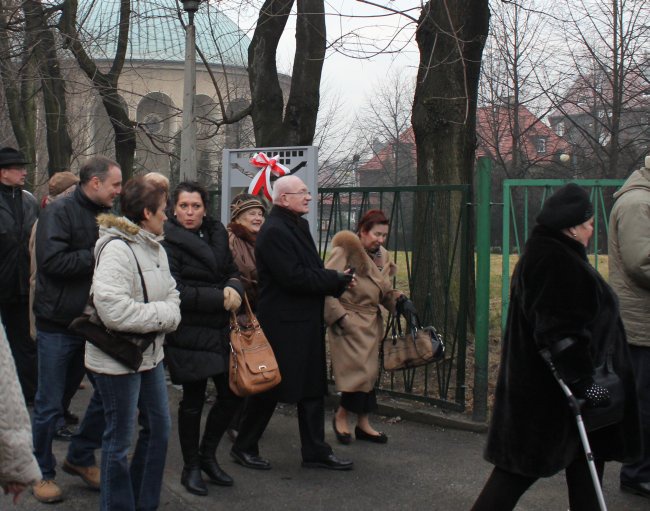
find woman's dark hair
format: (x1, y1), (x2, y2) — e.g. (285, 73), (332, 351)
(120, 177), (167, 224)
(357, 209), (389, 234)
(172, 181), (208, 209)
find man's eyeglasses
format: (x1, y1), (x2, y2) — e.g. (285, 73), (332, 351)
(283, 190), (312, 197)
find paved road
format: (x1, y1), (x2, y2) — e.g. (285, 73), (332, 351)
(10, 382), (647, 510)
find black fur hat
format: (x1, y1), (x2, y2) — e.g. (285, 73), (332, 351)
(536, 183), (593, 230)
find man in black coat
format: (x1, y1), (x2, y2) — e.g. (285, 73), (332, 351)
(0, 148), (38, 403)
(31, 156), (122, 503)
(230, 175), (355, 471)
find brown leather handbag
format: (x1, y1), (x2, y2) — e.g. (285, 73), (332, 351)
(229, 294), (281, 397)
(381, 306), (445, 372)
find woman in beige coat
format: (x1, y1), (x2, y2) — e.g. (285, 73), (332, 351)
(324, 210), (403, 444)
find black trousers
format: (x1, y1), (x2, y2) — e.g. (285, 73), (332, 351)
(471, 455), (605, 511)
(1, 302), (37, 403)
(234, 392), (332, 461)
(621, 344), (650, 484)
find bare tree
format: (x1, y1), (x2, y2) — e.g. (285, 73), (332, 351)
(247, 0), (326, 146)
(356, 70), (415, 186)
(24, 0), (72, 174)
(546, 0), (650, 179)
(59, 0), (136, 179)
(0, 1), (37, 186)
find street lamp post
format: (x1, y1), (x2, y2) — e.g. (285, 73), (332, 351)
(180, 0), (201, 182)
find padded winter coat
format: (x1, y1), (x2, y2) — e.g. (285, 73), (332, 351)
(33, 186), (110, 333)
(485, 225), (641, 477)
(608, 166), (650, 348)
(85, 215), (180, 375)
(162, 217), (243, 384)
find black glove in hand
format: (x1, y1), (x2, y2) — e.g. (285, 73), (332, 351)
(396, 296), (417, 316)
(571, 379), (611, 408)
(337, 271), (354, 286)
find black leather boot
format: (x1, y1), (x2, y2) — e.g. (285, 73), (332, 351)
(199, 400), (236, 486)
(178, 407), (208, 496)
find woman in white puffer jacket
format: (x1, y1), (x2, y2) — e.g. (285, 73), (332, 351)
(88, 177), (180, 511)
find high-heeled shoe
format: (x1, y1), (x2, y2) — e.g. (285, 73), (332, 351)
(332, 416), (351, 445)
(355, 426), (388, 444)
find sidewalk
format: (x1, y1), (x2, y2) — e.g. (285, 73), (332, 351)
(11, 381), (647, 510)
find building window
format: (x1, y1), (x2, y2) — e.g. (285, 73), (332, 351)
(555, 122), (565, 136)
(536, 137), (547, 154)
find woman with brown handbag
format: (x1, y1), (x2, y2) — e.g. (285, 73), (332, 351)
(161, 182), (244, 496)
(324, 210), (404, 444)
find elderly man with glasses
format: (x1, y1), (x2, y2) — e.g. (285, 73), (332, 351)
(230, 175), (356, 472)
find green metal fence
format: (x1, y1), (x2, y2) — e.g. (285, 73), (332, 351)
(501, 179), (625, 331)
(210, 185), (471, 412)
(319, 185), (471, 412)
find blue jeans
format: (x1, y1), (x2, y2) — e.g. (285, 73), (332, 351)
(621, 345), (650, 484)
(93, 363), (171, 511)
(32, 330), (104, 479)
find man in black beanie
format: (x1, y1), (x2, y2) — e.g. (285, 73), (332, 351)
(0, 147), (38, 404)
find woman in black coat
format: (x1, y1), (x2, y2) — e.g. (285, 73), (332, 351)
(472, 184), (641, 511)
(162, 182), (244, 496)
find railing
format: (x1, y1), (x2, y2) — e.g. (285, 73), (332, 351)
(319, 185), (471, 412)
(501, 179), (625, 331)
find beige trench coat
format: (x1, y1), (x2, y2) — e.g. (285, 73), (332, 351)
(324, 230), (401, 393)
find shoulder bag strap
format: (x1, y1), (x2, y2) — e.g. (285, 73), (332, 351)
(95, 236), (149, 303)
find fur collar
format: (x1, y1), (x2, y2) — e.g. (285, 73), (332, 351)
(97, 213), (140, 235)
(330, 230), (396, 277)
(228, 221), (257, 244)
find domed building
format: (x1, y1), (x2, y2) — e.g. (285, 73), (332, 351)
(62, 0), (285, 185)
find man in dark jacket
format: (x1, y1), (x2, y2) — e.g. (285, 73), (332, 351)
(0, 147), (38, 403)
(230, 175), (355, 471)
(31, 156), (122, 503)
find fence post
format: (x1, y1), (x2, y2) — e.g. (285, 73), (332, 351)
(473, 157), (491, 422)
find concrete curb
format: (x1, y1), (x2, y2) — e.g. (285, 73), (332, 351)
(324, 387), (489, 434)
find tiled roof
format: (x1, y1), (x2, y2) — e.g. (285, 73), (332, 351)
(76, 0), (249, 67)
(360, 104), (568, 172)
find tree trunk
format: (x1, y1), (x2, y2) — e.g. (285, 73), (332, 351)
(24, 0), (72, 175)
(410, 0), (490, 331)
(248, 0), (325, 147)
(59, 0), (135, 179)
(0, 2), (38, 188)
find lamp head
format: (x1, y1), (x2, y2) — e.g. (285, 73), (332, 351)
(181, 0), (201, 12)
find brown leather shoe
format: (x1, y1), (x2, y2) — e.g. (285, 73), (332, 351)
(62, 459), (100, 490)
(32, 479), (63, 503)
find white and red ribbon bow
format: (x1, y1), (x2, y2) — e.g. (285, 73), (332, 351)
(247, 152), (290, 200)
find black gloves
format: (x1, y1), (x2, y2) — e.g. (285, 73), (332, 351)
(571, 378), (611, 408)
(396, 295), (417, 316)
(336, 271), (354, 286)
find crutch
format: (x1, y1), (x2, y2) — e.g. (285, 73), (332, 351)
(539, 349), (607, 511)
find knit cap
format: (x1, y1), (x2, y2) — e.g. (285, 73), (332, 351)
(536, 183), (593, 230)
(48, 171), (79, 197)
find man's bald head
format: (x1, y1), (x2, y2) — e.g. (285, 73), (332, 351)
(272, 175), (312, 215)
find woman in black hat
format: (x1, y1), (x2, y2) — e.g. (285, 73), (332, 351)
(471, 183), (641, 510)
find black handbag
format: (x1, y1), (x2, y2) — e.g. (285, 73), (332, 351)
(69, 238), (156, 372)
(579, 354), (625, 432)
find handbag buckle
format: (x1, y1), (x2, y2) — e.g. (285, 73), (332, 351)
(258, 364), (267, 371)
